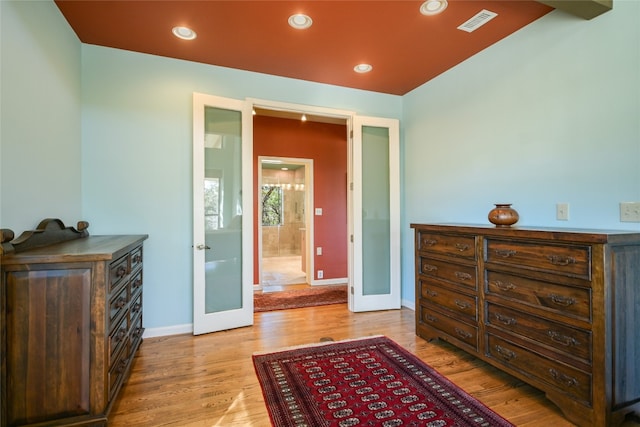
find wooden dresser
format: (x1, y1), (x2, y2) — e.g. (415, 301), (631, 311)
(411, 223), (640, 427)
(0, 219), (148, 426)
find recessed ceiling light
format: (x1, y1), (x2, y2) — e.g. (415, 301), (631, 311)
(354, 64), (373, 74)
(172, 26), (197, 40)
(420, 0), (448, 15)
(288, 14), (313, 30)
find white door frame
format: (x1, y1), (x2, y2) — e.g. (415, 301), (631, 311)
(248, 98), (355, 289)
(257, 156), (314, 288)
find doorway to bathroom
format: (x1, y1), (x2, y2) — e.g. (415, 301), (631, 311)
(258, 157), (313, 292)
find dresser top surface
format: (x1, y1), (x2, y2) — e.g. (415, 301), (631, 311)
(1, 234), (148, 265)
(410, 223), (640, 244)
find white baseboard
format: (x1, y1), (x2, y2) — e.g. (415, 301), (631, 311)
(311, 277), (348, 286)
(143, 323), (193, 338)
(401, 298), (415, 311)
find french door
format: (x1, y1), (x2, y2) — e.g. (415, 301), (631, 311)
(193, 94), (400, 334)
(192, 93), (253, 335)
(349, 116), (401, 312)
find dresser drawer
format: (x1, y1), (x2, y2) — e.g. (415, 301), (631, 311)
(109, 284), (129, 329)
(130, 311), (144, 353)
(487, 334), (591, 405)
(130, 291), (143, 322)
(131, 245), (143, 272)
(418, 232), (476, 259)
(109, 254), (129, 292)
(108, 343), (130, 401)
(419, 257), (477, 290)
(485, 270), (591, 322)
(420, 280), (477, 321)
(486, 303), (592, 362)
(486, 239), (591, 280)
(420, 305), (478, 350)
(130, 269), (143, 298)
(109, 315), (129, 363)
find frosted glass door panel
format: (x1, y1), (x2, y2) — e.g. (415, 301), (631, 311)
(350, 115), (400, 312)
(203, 106), (243, 313)
(362, 126), (391, 296)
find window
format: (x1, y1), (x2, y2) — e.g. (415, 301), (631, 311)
(204, 177), (221, 230)
(262, 185), (283, 226)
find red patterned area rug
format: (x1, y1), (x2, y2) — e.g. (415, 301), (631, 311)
(254, 285), (347, 312)
(253, 335), (514, 427)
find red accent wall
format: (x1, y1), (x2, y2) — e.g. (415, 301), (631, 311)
(253, 115), (348, 283)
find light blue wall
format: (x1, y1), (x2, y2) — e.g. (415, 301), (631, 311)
(401, 2), (640, 305)
(80, 45), (402, 331)
(0, 0), (81, 233)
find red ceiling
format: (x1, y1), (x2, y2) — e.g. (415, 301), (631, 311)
(55, 1), (553, 95)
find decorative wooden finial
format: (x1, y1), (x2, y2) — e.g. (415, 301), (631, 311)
(1, 229), (15, 243)
(1, 229), (16, 255)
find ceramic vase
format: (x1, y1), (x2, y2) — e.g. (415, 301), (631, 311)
(488, 204), (519, 227)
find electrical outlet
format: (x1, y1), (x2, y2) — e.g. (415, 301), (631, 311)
(556, 203), (569, 221)
(620, 202), (640, 222)
(316, 247), (322, 256)
(317, 270), (323, 279)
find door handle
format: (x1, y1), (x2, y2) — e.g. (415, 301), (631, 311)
(196, 244), (211, 250)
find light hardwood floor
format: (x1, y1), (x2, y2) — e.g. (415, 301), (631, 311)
(110, 305), (639, 426)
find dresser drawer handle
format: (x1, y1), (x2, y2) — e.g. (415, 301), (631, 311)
(133, 254), (142, 263)
(423, 238), (437, 246)
(116, 265), (127, 278)
(495, 345), (517, 361)
(492, 280), (516, 292)
(133, 278), (142, 289)
(548, 330), (579, 347)
(547, 255), (576, 266)
(549, 368), (579, 388)
(423, 264), (438, 273)
(495, 313), (517, 326)
(425, 289), (438, 297)
(116, 359), (128, 375)
(133, 327), (144, 339)
(495, 249), (516, 258)
(455, 328), (472, 339)
(549, 294), (576, 307)
(454, 272), (472, 281)
(455, 243), (469, 252)
(425, 314), (438, 323)
(116, 328), (127, 341)
(115, 296), (127, 309)
(132, 302), (142, 314)
(454, 299), (471, 310)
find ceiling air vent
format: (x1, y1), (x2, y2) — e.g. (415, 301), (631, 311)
(457, 9), (498, 33)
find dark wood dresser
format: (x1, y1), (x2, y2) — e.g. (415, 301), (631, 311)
(411, 223), (640, 427)
(0, 219), (148, 426)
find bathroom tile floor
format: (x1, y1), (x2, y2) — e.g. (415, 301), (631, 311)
(261, 255), (308, 292)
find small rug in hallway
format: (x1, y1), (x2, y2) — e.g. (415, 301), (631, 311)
(254, 285), (347, 312)
(253, 336), (514, 427)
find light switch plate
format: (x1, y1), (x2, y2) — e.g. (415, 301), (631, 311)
(620, 202), (640, 222)
(556, 203), (569, 221)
